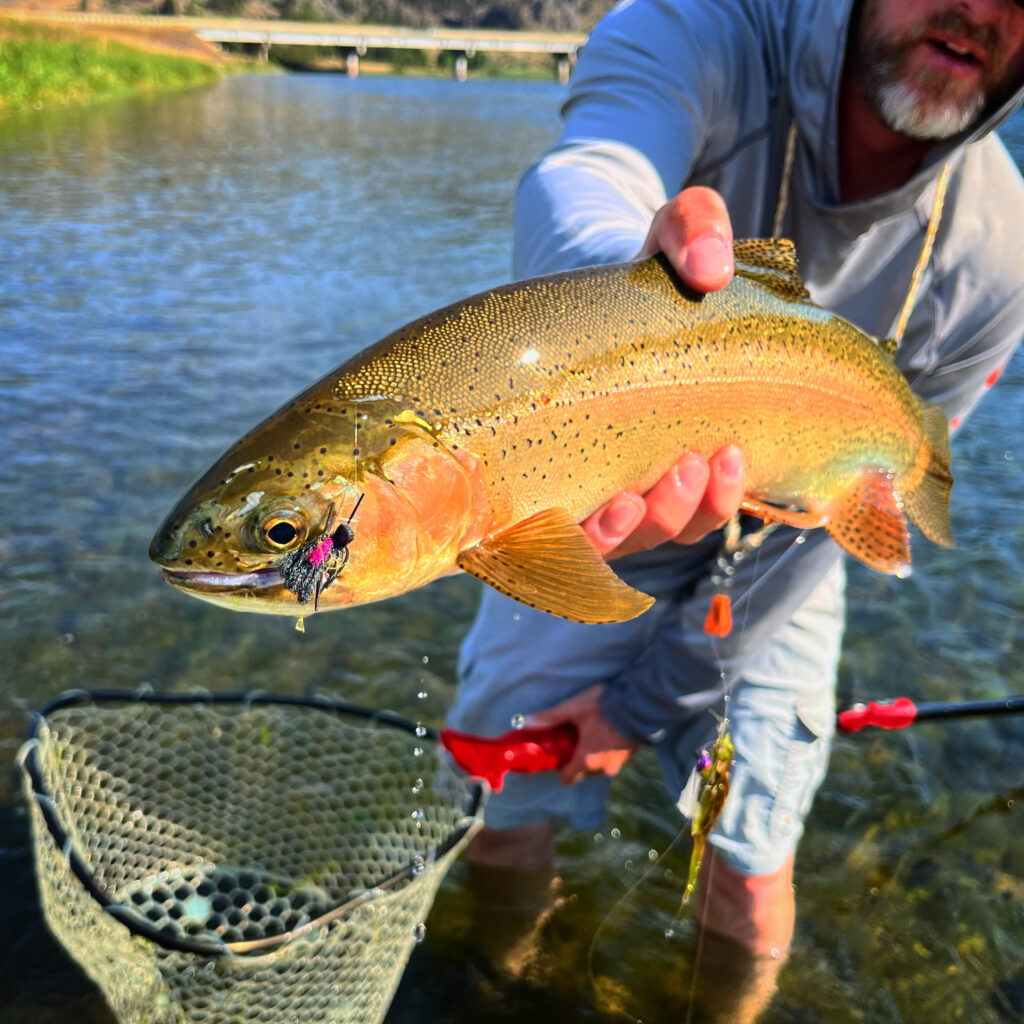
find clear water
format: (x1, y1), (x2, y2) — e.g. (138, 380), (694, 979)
(0, 74), (1021, 1023)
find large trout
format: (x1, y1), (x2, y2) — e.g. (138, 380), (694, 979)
(150, 240), (953, 624)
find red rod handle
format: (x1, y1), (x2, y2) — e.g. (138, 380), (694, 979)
(836, 697), (919, 732)
(440, 723), (577, 792)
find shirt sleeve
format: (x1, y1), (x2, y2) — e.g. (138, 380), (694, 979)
(513, 0), (760, 278)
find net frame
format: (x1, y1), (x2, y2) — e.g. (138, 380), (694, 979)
(19, 688), (485, 1024)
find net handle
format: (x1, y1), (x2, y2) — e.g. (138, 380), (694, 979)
(22, 688), (485, 957)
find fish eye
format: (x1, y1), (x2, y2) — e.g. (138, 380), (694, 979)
(248, 501), (310, 553)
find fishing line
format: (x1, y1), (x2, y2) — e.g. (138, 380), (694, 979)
(586, 525), (801, 1022)
(680, 522), (778, 1023)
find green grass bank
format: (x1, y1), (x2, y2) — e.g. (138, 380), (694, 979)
(0, 20), (220, 114)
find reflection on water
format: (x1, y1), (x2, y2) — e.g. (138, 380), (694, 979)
(0, 74), (1022, 1024)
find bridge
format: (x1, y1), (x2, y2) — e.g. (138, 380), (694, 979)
(1, 10), (588, 81)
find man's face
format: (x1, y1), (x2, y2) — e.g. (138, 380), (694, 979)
(855, 0), (1024, 140)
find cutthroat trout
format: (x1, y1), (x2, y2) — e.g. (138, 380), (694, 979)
(150, 240), (953, 624)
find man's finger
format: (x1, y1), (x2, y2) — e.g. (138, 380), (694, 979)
(582, 491), (646, 555)
(599, 453), (712, 560)
(673, 444), (744, 544)
(638, 186), (733, 293)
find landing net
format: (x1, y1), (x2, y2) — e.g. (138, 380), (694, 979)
(19, 689), (484, 1024)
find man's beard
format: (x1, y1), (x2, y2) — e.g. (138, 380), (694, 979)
(868, 74), (984, 140)
(857, 8), (1003, 141)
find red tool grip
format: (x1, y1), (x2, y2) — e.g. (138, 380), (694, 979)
(439, 723), (577, 792)
(836, 697), (919, 732)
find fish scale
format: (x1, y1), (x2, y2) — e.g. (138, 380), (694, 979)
(151, 241), (954, 625)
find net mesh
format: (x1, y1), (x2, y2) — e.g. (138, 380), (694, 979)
(20, 692), (483, 1024)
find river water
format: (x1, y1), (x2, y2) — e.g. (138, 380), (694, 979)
(0, 73), (1021, 1024)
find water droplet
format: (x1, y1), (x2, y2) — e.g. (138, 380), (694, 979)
(512, 611), (521, 621)
(624, 859), (634, 870)
(415, 723), (428, 738)
(610, 828), (621, 839)
(410, 809), (424, 822)
(417, 690), (428, 701)
(412, 922), (427, 942)
(412, 746), (424, 757)
(60, 633), (74, 645)
(593, 832), (604, 844)
(412, 855), (426, 876)
(421, 655), (429, 665)
(770, 947), (781, 959)
(211, 727), (222, 739)
(411, 777), (424, 794)
(648, 849), (658, 863)
(664, 927), (675, 939)
(795, 534), (806, 545)
(510, 713), (525, 729)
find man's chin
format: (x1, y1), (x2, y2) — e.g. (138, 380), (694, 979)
(875, 80), (984, 140)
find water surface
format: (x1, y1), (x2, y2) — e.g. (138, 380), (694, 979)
(0, 74), (1021, 1023)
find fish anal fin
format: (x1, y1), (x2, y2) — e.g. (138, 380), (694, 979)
(739, 498), (828, 530)
(457, 508), (654, 624)
(732, 239), (811, 301)
(826, 469), (911, 574)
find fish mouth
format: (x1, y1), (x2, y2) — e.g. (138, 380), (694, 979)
(160, 566), (283, 594)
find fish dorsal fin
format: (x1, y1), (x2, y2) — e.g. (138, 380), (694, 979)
(877, 336), (901, 359)
(733, 238), (811, 301)
(825, 469), (912, 575)
(457, 507), (654, 624)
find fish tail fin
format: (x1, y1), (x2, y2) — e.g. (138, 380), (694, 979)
(901, 402), (955, 549)
(825, 469), (912, 574)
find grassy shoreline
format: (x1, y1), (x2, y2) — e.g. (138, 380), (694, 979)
(0, 20), (221, 114)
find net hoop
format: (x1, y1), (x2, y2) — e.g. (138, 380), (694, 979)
(21, 688), (484, 959)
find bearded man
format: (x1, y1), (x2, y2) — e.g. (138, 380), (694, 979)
(448, 1), (1024, 1019)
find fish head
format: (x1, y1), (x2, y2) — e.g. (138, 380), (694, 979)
(150, 399), (487, 616)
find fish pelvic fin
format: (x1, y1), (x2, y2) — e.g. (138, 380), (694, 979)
(457, 507), (654, 624)
(826, 469), (912, 574)
(901, 402), (955, 549)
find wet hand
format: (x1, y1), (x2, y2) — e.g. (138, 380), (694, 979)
(584, 445), (744, 559)
(525, 684), (636, 785)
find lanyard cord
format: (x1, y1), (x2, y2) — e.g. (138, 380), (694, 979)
(770, 120), (953, 350)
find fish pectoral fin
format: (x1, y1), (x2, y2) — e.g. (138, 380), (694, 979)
(739, 498), (828, 530)
(732, 239), (811, 301)
(826, 469), (911, 574)
(457, 507), (655, 624)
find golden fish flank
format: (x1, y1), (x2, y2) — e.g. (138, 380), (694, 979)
(150, 240), (954, 624)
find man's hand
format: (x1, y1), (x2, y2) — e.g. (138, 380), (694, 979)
(584, 186), (742, 559)
(525, 684), (636, 785)
(584, 445), (743, 559)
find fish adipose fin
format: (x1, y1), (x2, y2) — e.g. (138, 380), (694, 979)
(901, 402), (955, 548)
(457, 507), (655, 624)
(732, 239), (811, 301)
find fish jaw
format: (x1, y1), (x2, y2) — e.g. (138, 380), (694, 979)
(158, 566), (302, 616)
